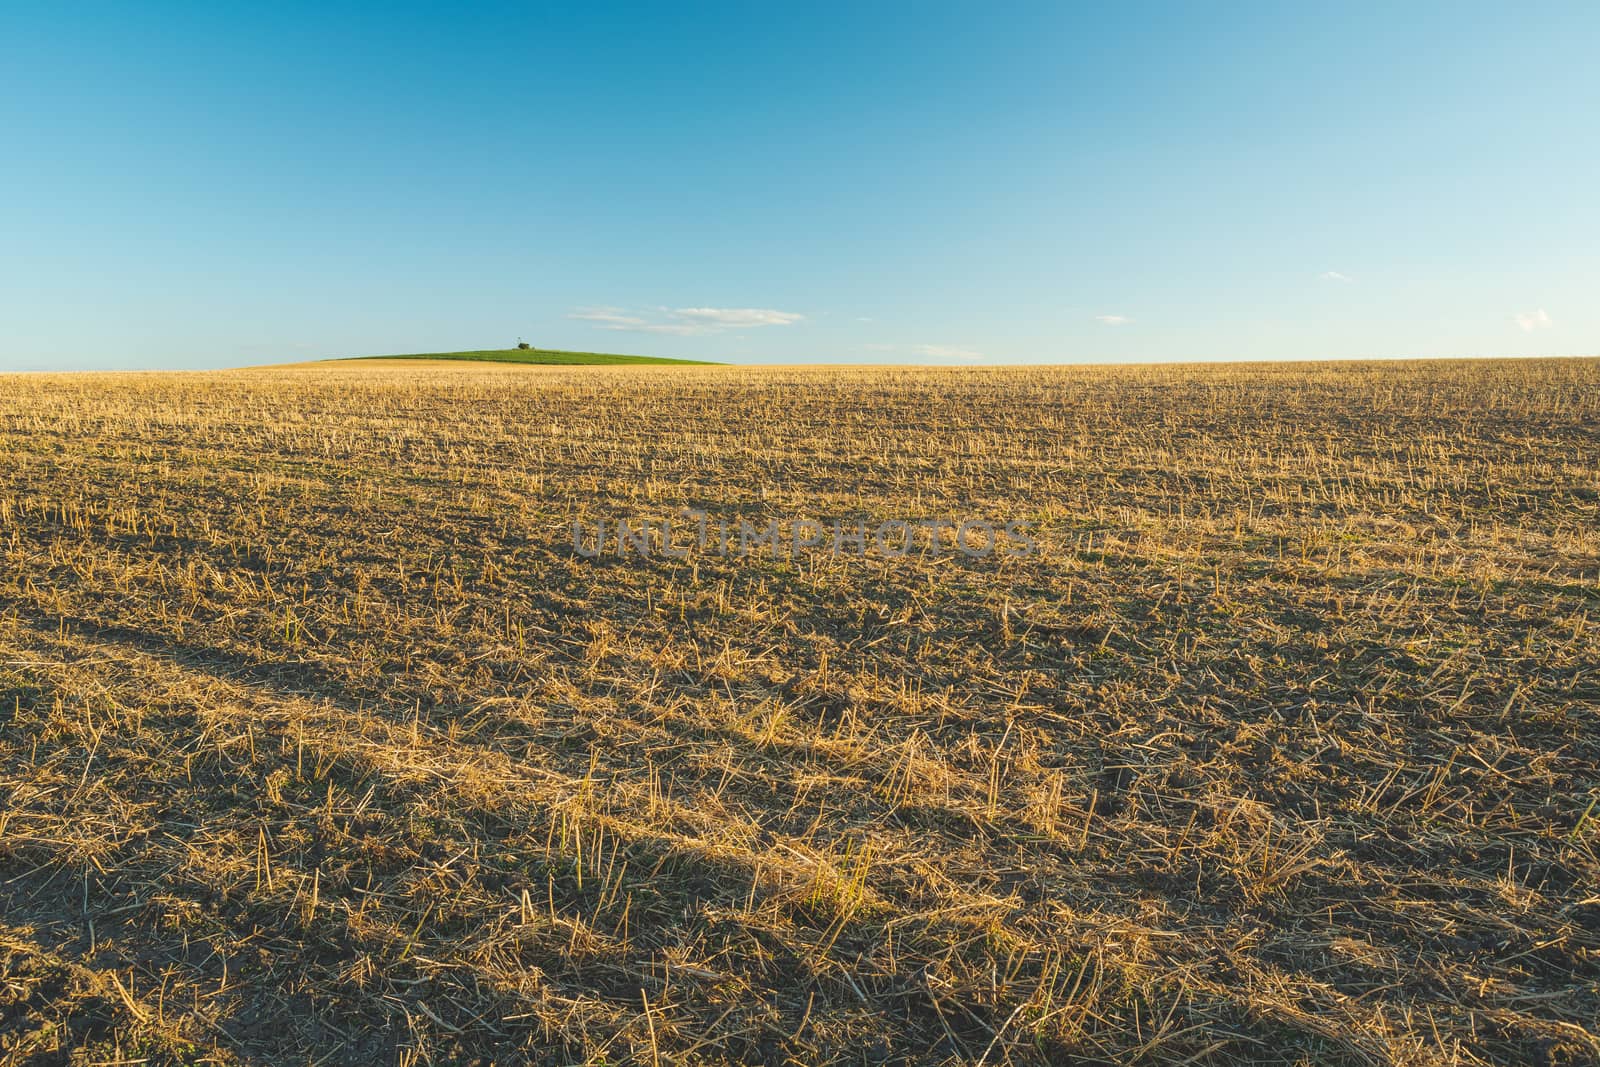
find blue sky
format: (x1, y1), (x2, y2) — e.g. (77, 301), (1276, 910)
(2, 1), (1596, 369)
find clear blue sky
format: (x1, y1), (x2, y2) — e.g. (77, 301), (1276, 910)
(3, 2), (1596, 369)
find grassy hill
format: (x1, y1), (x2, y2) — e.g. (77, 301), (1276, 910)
(345, 347), (720, 366)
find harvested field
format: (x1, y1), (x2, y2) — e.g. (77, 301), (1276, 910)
(0, 357), (1597, 1065)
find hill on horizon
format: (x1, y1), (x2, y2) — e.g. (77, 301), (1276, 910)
(336, 347), (720, 366)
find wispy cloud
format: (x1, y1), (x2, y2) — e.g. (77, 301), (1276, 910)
(568, 307), (676, 333)
(912, 344), (985, 361)
(863, 343), (985, 361)
(570, 305), (803, 335)
(1515, 308), (1552, 332)
(676, 307), (802, 328)
(1319, 271), (1353, 282)
(1095, 314), (1132, 326)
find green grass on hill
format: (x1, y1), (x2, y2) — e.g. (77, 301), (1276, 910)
(349, 348), (720, 366)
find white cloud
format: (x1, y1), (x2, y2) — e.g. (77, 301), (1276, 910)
(674, 307), (803, 328)
(570, 305), (803, 335)
(1320, 271), (1353, 282)
(569, 307), (664, 331)
(1515, 309), (1553, 332)
(860, 343), (986, 362)
(1095, 314), (1132, 326)
(912, 344), (985, 361)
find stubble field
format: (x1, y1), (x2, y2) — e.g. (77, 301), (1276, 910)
(0, 357), (1597, 1066)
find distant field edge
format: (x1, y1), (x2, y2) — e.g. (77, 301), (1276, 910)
(331, 348), (721, 366)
